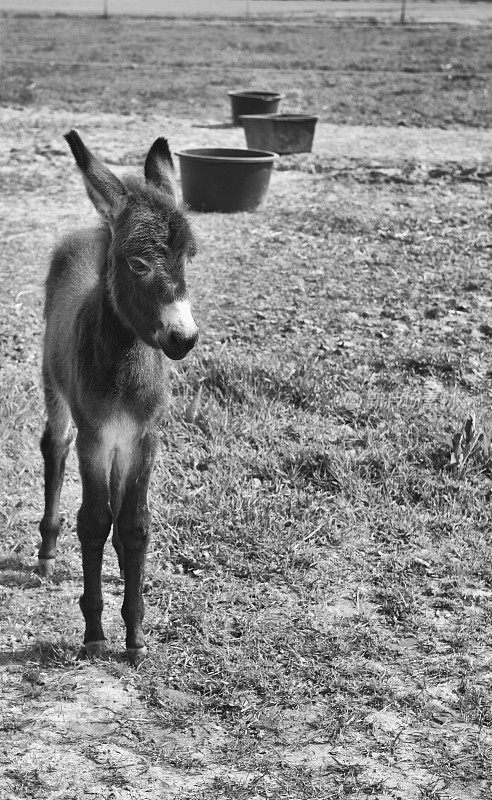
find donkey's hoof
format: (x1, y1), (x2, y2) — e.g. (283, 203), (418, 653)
(85, 640), (107, 659)
(126, 646), (148, 667)
(38, 558), (55, 578)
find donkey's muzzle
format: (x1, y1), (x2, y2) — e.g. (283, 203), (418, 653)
(160, 328), (199, 360)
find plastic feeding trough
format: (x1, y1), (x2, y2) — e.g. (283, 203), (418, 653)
(228, 90), (284, 126)
(175, 148), (277, 213)
(239, 113), (319, 154)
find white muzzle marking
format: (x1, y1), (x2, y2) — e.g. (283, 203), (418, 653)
(161, 299), (197, 338)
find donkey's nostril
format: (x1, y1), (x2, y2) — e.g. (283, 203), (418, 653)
(168, 330), (180, 348)
(187, 329), (199, 348)
(171, 328), (198, 347)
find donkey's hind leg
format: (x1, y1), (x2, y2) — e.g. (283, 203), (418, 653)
(111, 522), (125, 578)
(39, 380), (72, 577)
(110, 461), (125, 578)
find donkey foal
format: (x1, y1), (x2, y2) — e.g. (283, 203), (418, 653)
(39, 131), (198, 664)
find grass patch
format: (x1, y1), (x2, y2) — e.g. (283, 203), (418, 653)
(1, 20), (491, 796)
(0, 16), (490, 126)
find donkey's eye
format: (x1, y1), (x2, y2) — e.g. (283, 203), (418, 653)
(127, 257), (152, 276)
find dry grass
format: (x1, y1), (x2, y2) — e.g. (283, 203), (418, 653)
(2, 140), (492, 796)
(1, 14), (492, 800)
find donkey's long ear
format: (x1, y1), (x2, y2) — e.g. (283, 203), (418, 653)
(64, 130), (127, 222)
(144, 137), (176, 201)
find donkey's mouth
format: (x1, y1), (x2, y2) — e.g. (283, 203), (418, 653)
(159, 330), (198, 361)
(162, 346), (189, 361)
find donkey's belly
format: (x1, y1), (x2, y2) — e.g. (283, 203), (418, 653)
(102, 413), (139, 464)
(101, 413), (141, 516)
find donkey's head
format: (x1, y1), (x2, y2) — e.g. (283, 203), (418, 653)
(64, 130), (198, 361)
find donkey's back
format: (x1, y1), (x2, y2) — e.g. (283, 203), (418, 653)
(43, 226), (112, 413)
(45, 226), (104, 320)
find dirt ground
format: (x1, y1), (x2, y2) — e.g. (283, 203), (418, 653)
(1, 105), (492, 799)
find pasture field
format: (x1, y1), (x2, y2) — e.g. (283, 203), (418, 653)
(1, 13), (492, 800)
(1, 0), (492, 24)
(0, 15), (491, 128)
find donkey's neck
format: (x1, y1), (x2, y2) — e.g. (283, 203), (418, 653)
(92, 235), (136, 353)
(97, 276), (136, 356)
(85, 275), (166, 423)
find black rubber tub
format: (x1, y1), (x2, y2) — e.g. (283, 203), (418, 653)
(228, 90), (284, 126)
(175, 148), (277, 213)
(239, 113), (319, 154)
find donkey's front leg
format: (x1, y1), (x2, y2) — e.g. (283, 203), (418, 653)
(117, 431), (157, 665)
(76, 430), (113, 658)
